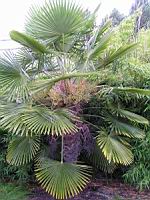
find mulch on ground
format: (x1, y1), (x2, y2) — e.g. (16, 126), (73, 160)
(28, 179), (150, 200)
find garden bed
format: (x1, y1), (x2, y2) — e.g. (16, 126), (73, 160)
(28, 179), (150, 200)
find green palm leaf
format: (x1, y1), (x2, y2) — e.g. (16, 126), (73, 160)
(88, 30), (113, 59)
(10, 31), (48, 54)
(30, 71), (103, 95)
(15, 48), (34, 70)
(89, 141), (116, 174)
(102, 43), (137, 67)
(0, 52), (29, 101)
(0, 103), (77, 136)
(96, 20), (112, 40)
(108, 117), (145, 138)
(7, 136), (40, 166)
(26, 0), (86, 42)
(97, 130), (133, 165)
(113, 87), (150, 96)
(35, 158), (92, 199)
(114, 108), (149, 125)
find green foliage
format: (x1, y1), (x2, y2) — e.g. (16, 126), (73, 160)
(110, 12), (138, 46)
(84, 85), (149, 170)
(123, 130), (150, 190)
(97, 129), (134, 165)
(137, 29), (150, 63)
(10, 30), (48, 53)
(0, 130), (32, 182)
(7, 136), (40, 166)
(0, 52), (29, 101)
(101, 9), (124, 27)
(25, 0), (87, 42)
(112, 107), (149, 124)
(98, 10), (150, 89)
(113, 87), (150, 97)
(88, 142), (116, 174)
(0, 182), (28, 200)
(102, 44), (137, 67)
(36, 157), (92, 199)
(110, 18), (150, 188)
(0, 103), (77, 136)
(0, 0), (149, 198)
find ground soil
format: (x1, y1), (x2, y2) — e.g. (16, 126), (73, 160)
(28, 179), (150, 200)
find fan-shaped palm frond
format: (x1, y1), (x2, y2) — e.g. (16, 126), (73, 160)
(112, 107), (149, 125)
(89, 141), (116, 174)
(97, 130), (133, 165)
(10, 31), (48, 54)
(35, 158), (92, 199)
(26, 0), (86, 43)
(0, 52), (29, 101)
(7, 136), (40, 166)
(15, 48), (34, 70)
(15, 48), (56, 75)
(0, 0), (147, 198)
(0, 103), (77, 136)
(107, 116), (145, 138)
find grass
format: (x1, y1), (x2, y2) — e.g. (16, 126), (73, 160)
(0, 182), (29, 200)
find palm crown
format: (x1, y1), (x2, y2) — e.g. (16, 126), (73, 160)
(0, 0), (150, 199)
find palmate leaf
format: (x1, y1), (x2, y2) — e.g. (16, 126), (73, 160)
(15, 48), (34, 69)
(0, 52), (29, 101)
(108, 117), (145, 138)
(0, 103), (77, 136)
(26, 0), (86, 42)
(35, 158), (92, 199)
(10, 31), (48, 54)
(89, 141), (116, 174)
(15, 48), (54, 74)
(113, 107), (149, 125)
(7, 136), (40, 166)
(97, 130), (133, 165)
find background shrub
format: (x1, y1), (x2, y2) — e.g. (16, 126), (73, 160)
(0, 129), (33, 183)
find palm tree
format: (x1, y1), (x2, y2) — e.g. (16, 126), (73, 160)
(0, 0), (149, 199)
